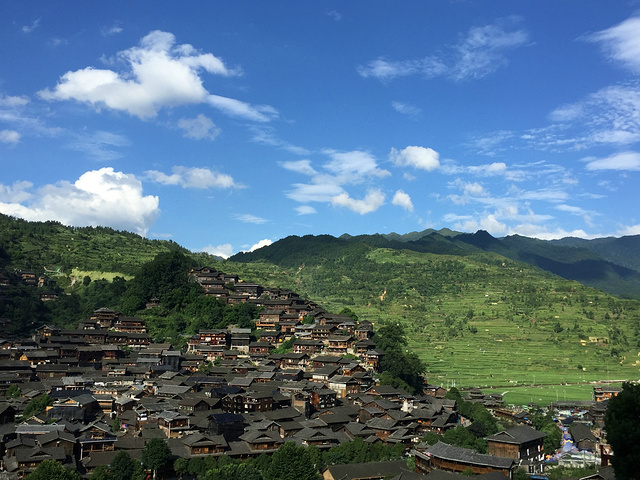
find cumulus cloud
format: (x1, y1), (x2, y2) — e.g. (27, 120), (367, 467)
(618, 224), (640, 236)
(177, 114), (220, 140)
(201, 243), (234, 259)
(247, 238), (273, 252)
(583, 151), (640, 171)
(39, 30), (276, 122)
(358, 18), (528, 82)
(587, 16), (640, 74)
(145, 166), (241, 189)
(323, 149), (390, 180)
(0, 181), (33, 203)
(0, 130), (20, 144)
(331, 189), (385, 214)
(296, 205), (317, 215)
(454, 213), (507, 235)
(234, 214), (268, 224)
(0, 168), (159, 235)
(392, 190), (414, 212)
(509, 224), (591, 240)
(390, 146), (440, 171)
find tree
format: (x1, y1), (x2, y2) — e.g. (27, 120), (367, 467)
(339, 307), (358, 322)
(21, 393), (53, 420)
(142, 438), (172, 480)
(604, 382), (640, 480)
(265, 441), (320, 480)
(89, 465), (111, 480)
(25, 460), (83, 480)
(6, 384), (21, 399)
(173, 458), (188, 480)
(110, 451), (138, 480)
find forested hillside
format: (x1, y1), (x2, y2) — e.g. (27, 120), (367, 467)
(2, 214), (640, 390)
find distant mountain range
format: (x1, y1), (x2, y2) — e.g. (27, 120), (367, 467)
(232, 229), (640, 298)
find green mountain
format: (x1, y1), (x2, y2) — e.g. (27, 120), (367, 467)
(2, 213), (640, 391)
(230, 233), (640, 390)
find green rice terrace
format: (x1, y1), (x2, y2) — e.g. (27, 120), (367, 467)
(227, 243), (640, 402)
(2, 214), (639, 405)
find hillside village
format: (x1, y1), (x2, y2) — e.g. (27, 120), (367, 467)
(0, 264), (621, 480)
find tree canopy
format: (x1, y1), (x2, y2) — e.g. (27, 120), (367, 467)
(604, 382), (640, 480)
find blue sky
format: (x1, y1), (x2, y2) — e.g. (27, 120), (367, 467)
(1, 2), (640, 257)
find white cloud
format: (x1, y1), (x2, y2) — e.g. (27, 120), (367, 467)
(67, 130), (130, 161)
(331, 189), (385, 214)
(102, 23), (123, 36)
(0, 95), (30, 107)
(587, 16), (640, 74)
(509, 224), (591, 240)
(201, 243), (233, 259)
(555, 204), (595, 227)
(392, 190), (413, 212)
(467, 162), (508, 176)
(583, 151), (640, 171)
(0, 181), (33, 203)
(177, 114), (220, 140)
(391, 101), (421, 116)
(324, 149), (390, 180)
(327, 10), (342, 22)
(358, 18), (528, 82)
(145, 166), (241, 189)
(390, 146), (440, 171)
(234, 214), (268, 224)
(546, 83), (640, 149)
(286, 182), (345, 203)
(296, 205), (317, 215)
(451, 20), (529, 81)
(22, 19), (40, 33)
(247, 239), (273, 252)
(251, 128), (309, 155)
(0, 168), (159, 236)
(0, 130), (20, 144)
(39, 30), (276, 122)
(618, 224), (640, 236)
(452, 213), (507, 235)
(281, 160), (317, 176)
(468, 131), (513, 156)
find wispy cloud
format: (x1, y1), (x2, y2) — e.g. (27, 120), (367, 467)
(177, 114), (220, 140)
(326, 10), (342, 22)
(22, 19), (40, 33)
(391, 101), (421, 117)
(145, 166), (241, 189)
(582, 151), (640, 171)
(67, 130), (130, 161)
(358, 17), (529, 82)
(101, 22), (123, 36)
(234, 213), (268, 224)
(0, 130), (20, 144)
(252, 127), (310, 155)
(295, 205), (317, 215)
(586, 16), (640, 74)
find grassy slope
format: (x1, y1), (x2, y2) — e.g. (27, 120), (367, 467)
(227, 244), (640, 394)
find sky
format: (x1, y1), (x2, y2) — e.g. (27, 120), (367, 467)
(1, 2), (640, 258)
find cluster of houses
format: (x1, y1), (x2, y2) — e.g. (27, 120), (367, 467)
(0, 266), (616, 480)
